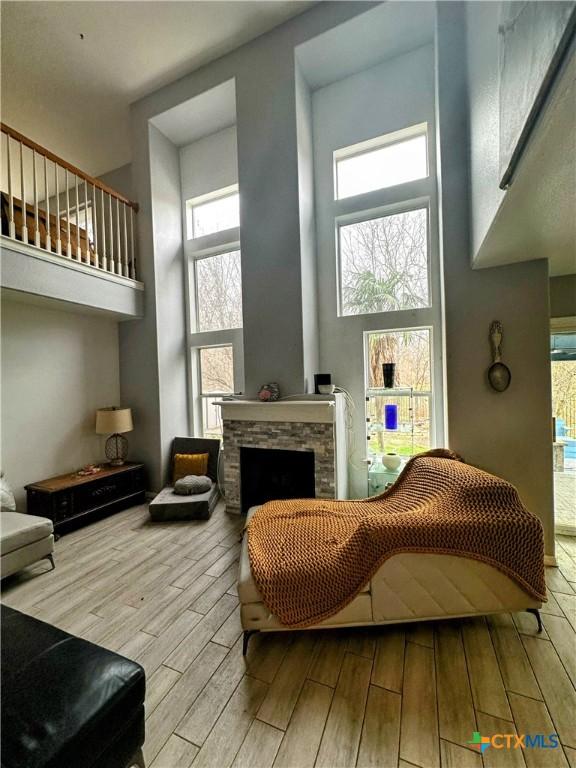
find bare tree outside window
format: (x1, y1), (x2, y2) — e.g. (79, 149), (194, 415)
(199, 345), (234, 440)
(196, 250), (242, 332)
(340, 208), (429, 316)
(200, 346), (234, 394)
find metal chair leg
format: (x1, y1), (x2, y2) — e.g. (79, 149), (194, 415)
(243, 630), (257, 656)
(527, 608), (543, 633)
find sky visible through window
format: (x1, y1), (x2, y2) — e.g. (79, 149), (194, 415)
(189, 191), (239, 239)
(336, 133), (427, 200)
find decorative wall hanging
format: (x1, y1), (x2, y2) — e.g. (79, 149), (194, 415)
(488, 320), (512, 392)
(258, 383), (281, 402)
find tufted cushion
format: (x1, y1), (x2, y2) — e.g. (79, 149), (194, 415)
(174, 475), (212, 496)
(172, 453), (209, 483)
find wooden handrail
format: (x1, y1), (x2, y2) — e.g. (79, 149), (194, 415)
(1, 123), (139, 212)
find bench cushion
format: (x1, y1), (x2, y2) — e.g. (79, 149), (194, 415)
(149, 484), (219, 521)
(1, 512), (53, 556)
(1, 605), (145, 768)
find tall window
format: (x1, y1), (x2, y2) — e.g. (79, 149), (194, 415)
(184, 183), (243, 439)
(331, 122), (443, 462)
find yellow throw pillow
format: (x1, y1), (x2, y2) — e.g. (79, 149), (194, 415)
(173, 453), (209, 484)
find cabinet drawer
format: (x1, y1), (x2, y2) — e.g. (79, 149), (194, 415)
(75, 474), (132, 511)
(52, 492), (73, 522)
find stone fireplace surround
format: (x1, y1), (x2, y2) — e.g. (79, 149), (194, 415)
(219, 397), (347, 515)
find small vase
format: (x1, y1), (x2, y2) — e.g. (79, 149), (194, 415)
(382, 453), (401, 471)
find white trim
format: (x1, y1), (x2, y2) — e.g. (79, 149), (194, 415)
(217, 399), (337, 424)
(0, 235), (144, 290)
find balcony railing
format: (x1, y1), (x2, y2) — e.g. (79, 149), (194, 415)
(1, 123), (139, 280)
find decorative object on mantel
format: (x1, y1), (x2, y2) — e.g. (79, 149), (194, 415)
(95, 407), (134, 465)
(314, 373), (332, 394)
(487, 321), (512, 392)
(382, 362), (396, 389)
(257, 383), (280, 402)
(318, 384), (335, 395)
(382, 452), (401, 471)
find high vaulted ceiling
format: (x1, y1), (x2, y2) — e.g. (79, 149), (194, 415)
(1, 1), (314, 176)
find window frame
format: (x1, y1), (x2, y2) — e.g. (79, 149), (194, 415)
(193, 246), (243, 334)
(333, 122), (428, 201)
(336, 197), (432, 319)
(185, 183), (239, 240)
(363, 326), (436, 457)
(183, 183), (244, 439)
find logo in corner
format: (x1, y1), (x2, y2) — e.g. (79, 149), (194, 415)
(468, 732), (491, 753)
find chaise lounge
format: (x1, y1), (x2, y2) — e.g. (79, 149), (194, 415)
(239, 453), (545, 652)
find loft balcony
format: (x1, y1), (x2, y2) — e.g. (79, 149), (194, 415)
(0, 124), (144, 319)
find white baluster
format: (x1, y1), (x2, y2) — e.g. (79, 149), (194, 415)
(6, 136), (15, 239)
(108, 194), (114, 272)
(101, 187), (107, 271)
(65, 169), (72, 258)
(122, 203), (129, 277)
(92, 183), (99, 267)
(84, 180), (90, 264)
(75, 174), (80, 261)
(116, 197), (121, 275)
(20, 142), (28, 244)
(55, 164), (61, 255)
(33, 150), (40, 247)
(44, 155), (51, 253)
(129, 206), (135, 279)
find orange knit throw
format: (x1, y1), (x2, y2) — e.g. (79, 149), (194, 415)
(247, 452), (546, 627)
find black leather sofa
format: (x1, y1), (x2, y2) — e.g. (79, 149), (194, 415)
(1, 605), (146, 768)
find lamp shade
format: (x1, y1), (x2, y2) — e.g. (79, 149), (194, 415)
(95, 407), (133, 435)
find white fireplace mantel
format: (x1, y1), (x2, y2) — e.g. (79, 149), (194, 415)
(216, 397), (339, 424)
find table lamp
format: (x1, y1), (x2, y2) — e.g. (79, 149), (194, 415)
(95, 407), (133, 466)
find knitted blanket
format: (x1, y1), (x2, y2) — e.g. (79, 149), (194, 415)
(247, 452), (546, 627)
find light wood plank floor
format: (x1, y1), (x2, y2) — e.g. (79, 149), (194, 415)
(2, 504), (576, 768)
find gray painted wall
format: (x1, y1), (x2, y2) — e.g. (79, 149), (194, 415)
(1, 298), (120, 507)
(296, 62), (320, 394)
(550, 275), (576, 318)
(438, 2), (554, 556)
(149, 124), (189, 485)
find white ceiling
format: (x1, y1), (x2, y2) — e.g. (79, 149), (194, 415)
(1, 1), (314, 176)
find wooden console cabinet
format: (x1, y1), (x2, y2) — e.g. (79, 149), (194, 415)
(26, 463), (146, 532)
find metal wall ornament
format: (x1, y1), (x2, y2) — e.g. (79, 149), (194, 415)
(488, 320), (512, 392)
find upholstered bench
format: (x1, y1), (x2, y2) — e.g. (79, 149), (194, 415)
(149, 437), (220, 521)
(1, 605), (146, 768)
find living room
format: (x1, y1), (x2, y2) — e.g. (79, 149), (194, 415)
(1, 2), (575, 767)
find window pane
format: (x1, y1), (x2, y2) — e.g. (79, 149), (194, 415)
(340, 208), (429, 316)
(366, 329), (431, 391)
(336, 134), (427, 199)
(367, 394), (431, 457)
(189, 192), (239, 238)
(196, 250), (243, 332)
(201, 395), (225, 440)
(199, 345), (234, 394)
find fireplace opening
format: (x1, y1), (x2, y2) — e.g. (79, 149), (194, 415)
(240, 447), (315, 514)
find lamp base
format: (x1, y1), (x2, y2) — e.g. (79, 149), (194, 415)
(105, 433), (129, 465)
